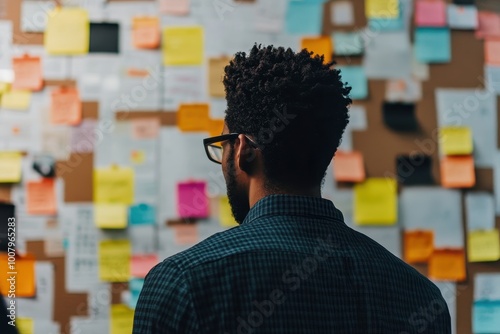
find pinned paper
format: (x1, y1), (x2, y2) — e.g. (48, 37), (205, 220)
(177, 181), (209, 218)
(385, 78), (422, 102)
(131, 118), (160, 139)
(0, 152), (22, 183)
(333, 151), (365, 183)
(404, 230), (434, 264)
(414, 28), (451, 63)
(110, 304), (134, 334)
(45, 7), (89, 55)
(94, 166), (134, 204)
(174, 224), (199, 245)
(354, 178), (397, 225)
(468, 229), (500, 262)
(331, 1), (354, 26)
(1, 90), (32, 110)
(485, 39), (500, 65)
(128, 278), (144, 309)
(286, 0), (323, 34)
(439, 127), (473, 155)
(337, 66), (368, 99)
(129, 204), (156, 225)
(51, 87), (82, 125)
(428, 249), (466, 281)
(131, 254), (158, 278)
(220, 196), (237, 228)
(365, 0), (399, 19)
(466, 192), (495, 231)
(177, 103), (210, 132)
(159, 0), (190, 15)
(17, 317), (34, 334)
(415, 0), (447, 27)
(27, 178), (57, 215)
(0, 254), (35, 297)
(476, 11), (500, 39)
(132, 17), (160, 49)
(95, 204), (128, 229)
(447, 4), (478, 30)
(301, 36), (333, 63)
(99, 240), (131, 282)
(208, 119), (224, 137)
(162, 26), (203, 66)
(208, 57), (230, 97)
(12, 55), (43, 91)
(440, 155), (475, 188)
(332, 32), (363, 56)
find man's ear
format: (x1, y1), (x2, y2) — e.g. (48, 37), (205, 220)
(236, 134), (257, 174)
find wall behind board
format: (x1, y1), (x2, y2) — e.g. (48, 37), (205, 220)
(0, 0), (500, 333)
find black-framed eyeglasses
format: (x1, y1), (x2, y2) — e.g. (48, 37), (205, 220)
(203, 133), (259, 164)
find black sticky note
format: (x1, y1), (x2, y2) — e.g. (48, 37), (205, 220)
(0, 203), (15, 252)
(453, 0), (475, 5)
(396, 154), (434, 185)
(89, 22), (120, 53)
(383, 102), (418, 131)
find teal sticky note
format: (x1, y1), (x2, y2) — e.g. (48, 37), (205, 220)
(337, 66), (368, 100)
(129, 204), (156, 225)
(369, 0), (405, 31)
(286, 1), (324, 35)
(414, 27), (451, 63)
(128, 278), (145, 309)
(473, 301), (500, 333)
(333, 32), (363, 56)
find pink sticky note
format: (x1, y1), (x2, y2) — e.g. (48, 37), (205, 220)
(177, 181), (209, 218)
(476, 11), (500, 39)
(131, 118), (160, 139)
(415, 0), (447, 27)
(159, 0), (190, 15)
(131, 254), (158, 278)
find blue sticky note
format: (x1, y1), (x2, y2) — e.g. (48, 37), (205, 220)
(473, 301), (500, 333)
(337, 66), (368, 100)
(286, 1), (324, 35)
(369, 0), (405, 31)
(414, 27), (451, 63)
(128, 278), (145, 309)
(129, 204), (156, 225)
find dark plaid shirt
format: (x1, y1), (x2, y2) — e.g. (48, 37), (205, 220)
(133, 194), (451, 334)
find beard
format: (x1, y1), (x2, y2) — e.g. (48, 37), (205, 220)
(225, 145), (250, 224)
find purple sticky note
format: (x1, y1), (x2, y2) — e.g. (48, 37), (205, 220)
(177, 181), (209, 218)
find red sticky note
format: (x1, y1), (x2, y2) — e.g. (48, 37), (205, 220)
(428, 248), (466, 281)
(177, 181), (209, 218)
(130, 254), (158, 278)
(476, 11), (500, 39)
(51, 87), (82, 125)
(333, 151), (365, 182)
(440, 155), (475, 188)
(12, 55), (44, 91)
(415, 0), (447, 27)
(27, 178), (57, 215)
(132, 17), (160, 49)
(484, 39), (500, 65)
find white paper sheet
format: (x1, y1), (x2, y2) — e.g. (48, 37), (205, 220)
(475, 273), (500, 301)
(70, 317), (108, 334)
(465, 192), (495, 231)
(17, 262), (54, 320)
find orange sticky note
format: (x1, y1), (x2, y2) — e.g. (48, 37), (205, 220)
(333, 151), (365, 182)
(51, 87), (82, 125)
(440, 155), (475, 188)
(132, 17), (160, 49)
(12, 55), (43, 91)
(484, 39), (500, 65)
(208, 57), (230, 97)
(130, 254), (158, 278)
(301, 36), (333, 63)
(428, 248), (466, 281)
(131, 118), (160, 139)
(404, 230), (434, 264)
(0, 254), (36, 297)
(177, 103), (210, 132)
(208, 119), (224, 137)
(26, 178), (57, 215)
(174, 224), (199, 245)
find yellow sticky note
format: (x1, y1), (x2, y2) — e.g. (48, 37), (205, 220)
(0, 82), (11, 94)
(111, 304), (135, 334)
(17, 317), (34, 334)
(94, 166), (134, 204)
(99, 240), (131, 282)
(365, 0), (399, 19)
(45, 8), (90, 55)
(162, 26), (203, 65)
(354, 178), (397, 225)
(1, 90), (32, 110)
(468, 229), (500, 262)
(95, 204), (128, 229)
(220, 196), (238, 228)
(439, 127), (473, 155)
(0, 152), (22, 183)
(177, 103), (210, 132)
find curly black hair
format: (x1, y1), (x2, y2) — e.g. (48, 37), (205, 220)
(223, 44), (351, 190)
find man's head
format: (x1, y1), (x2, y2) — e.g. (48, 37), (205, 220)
(221, 44), (351, 223)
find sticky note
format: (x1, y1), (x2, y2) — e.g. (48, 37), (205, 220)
(45, 7), (89, 55)
(286, 1), (323, 35)
(332, 32), (363, 56)
(404, 230), (434, 264)
(131, 254), (158, 278)
(415, 0), (447, 27)
(368, 0), (404, 31)
(447, 4), (478, 30)
(474, 273), (500, 301)
(94, 166), (134, 204)
(468, 229), (500, 262)
(333, 151), (365, 183)
(177, 103), (210, 132)
(95, 204), (128, 229)
(208, 57), (230, 97)
(27, 178), (57, 215)
(331, 1), (354, 26)
(159, 0), (190, 15)
(174, 224), (199, 245)
(414, 28), (451, 63)
(129, 204), (156, 225)
(89, 23), (119, 53)
(162, 26), (203, 66)
(0, 152), (22, 183)
(110, 304), (134, 334)
(439, 127), (473, 155)
(466, 192), (495, 231)
(476, 11), (500, 39)
(428, 249), (466, 281)
(1, 90), (32, 110)
(132, 17), (160, 49)
(131, 118), (160, 139)
(99, 240), (131, 282)
(0, 254), (36, 297)
(354, 178), (397, 225)
(177, 181), (209, 218)
(396, 154), (434, 185)
(473, 301), (500, 333)
(128, 278), (144, 309)
(440, 155), (475, 188)
(208, 119), (224, 137)
(485, 40), (500, 65)
(337, 66), (368, 100)
(17, 317), (34, 334)
(365, 0), (399, 19)
(301, 36), (333, 63)
(51, 87), (82, 125)
(0, 82), (11, 94)
(12, 55), (43, 91)
(383, 102), (418, 131)
(220, 196), (237, 228)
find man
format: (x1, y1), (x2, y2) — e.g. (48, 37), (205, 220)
(133, 45), (451, 333)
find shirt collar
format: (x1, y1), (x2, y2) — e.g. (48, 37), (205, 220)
(241, 194), (344, 225)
